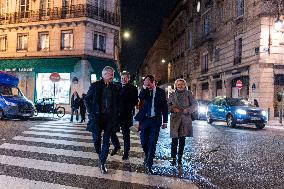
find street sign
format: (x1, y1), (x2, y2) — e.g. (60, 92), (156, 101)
(236, 80), (243, 90)
(49, 72), (61, 82)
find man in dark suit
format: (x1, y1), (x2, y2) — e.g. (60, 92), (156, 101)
(110, 71), (138, 160)
(85, 66), (119, 174)
(134, 75), (168, 174)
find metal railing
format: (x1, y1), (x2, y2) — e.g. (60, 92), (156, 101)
(0, 4), (120, 26)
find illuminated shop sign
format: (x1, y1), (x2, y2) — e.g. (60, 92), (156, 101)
(2, 68), (34, 72)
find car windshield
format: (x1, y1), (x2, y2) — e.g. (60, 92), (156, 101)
(227, 98), (252, 107)
(0, 84), (22, 97)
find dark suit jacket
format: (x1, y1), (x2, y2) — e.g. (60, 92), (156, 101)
(134, 87), (168, 126)
(84, 79), (119, 133)
(118, 83), (138, 127)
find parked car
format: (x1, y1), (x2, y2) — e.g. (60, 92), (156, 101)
(196, 100), (211, 120)
(0, 72), (35, 120)
(206, 96), (267, 129)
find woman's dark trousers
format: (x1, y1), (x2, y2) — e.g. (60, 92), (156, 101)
(171, 137), (185, 163)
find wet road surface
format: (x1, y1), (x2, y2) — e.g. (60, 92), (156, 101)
(0, 118), (283, 189)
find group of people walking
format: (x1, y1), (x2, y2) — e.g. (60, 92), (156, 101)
(84, 66), (197, 175)
(70, 92), (86, 123)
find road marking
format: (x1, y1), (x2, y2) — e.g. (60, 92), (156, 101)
(0, 175), (81, 189)
(22, 131), (141, 144)
(0, 155), (197, 189)
(29, 127), (90, 134)
(34, 125), (86, 130)
(0, 142), (154, 166)
(12, 136), (144, 153)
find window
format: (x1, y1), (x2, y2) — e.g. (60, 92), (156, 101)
(203, 14), (211, 36)
(201, 52), (209, 73)
(0, 35), (7, 51)
(36, 73), (71, 104)
(17, 33), (28, 51)
(40, 0), (51, 16)
(234, 37), (242, 64)
(237, 0), (244, 17)
(93, 33), (106, 52)
(38, 32), (49, 51)
(188, 31), (193, 49)
(0, 0), (8, 16)
(19, 0), (30, 18)
(215, 47), (220, 62)
(61, 30), (73, 50)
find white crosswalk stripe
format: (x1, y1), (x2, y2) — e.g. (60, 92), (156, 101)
(12, 136), (144, 153)
(0, 121), (198, 189)
(0, 175), (81, 189)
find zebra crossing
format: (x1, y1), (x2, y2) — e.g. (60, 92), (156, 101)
(0, 120), (198, 189)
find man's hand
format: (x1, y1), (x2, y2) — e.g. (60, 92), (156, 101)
(173, 107), (182, 113)
(161, 123), (167, 129)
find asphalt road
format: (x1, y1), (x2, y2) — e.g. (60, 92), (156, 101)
(0, 118), (283, 189)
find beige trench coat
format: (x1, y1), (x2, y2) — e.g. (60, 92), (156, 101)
(168, 90), (198, 138)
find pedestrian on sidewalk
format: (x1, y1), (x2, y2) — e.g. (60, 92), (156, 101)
(168, 78), (197, 166)
(254, 99), (259, 107)
(134, 75), (168, 174)
(85, 66), (119, 174)
(70, 91), (80, 122)
(110, 71), (138, 160)
(79, 93), (87, 122)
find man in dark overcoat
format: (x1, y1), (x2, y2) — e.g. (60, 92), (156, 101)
(110, 71), (138, 160)
(85, 66), (119, 174)
(134, 75), (168, 174)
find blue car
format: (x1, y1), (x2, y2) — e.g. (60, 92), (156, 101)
(0, 72), (35, 120)
(206, 97), (267, 129)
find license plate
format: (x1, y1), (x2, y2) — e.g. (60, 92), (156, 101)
(22, 114), (30, 116)
(251, 117), (260, 121)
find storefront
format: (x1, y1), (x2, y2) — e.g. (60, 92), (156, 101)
(0, 57), (119, 110)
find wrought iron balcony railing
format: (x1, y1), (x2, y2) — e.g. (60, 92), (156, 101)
(0, 4), (120, 26)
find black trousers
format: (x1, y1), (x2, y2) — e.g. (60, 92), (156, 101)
(171, 137), (185, 160)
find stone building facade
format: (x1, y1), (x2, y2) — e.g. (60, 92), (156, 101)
(138, 23), (169, 87)
(140, 0), (284, 117)
(0, 0), (120, 111)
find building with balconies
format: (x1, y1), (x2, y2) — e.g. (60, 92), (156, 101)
(141, 0), (284, 117)
(0, 0), (120, 111)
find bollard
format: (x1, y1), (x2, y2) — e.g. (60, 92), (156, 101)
(268, 108), (270, 121)
(280, 109), (283, 124)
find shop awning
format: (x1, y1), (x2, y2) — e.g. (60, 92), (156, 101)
(0, 58), (81, 73)
(88, 57), (120, 80)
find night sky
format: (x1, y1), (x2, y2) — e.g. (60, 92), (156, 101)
(121, 0), (177, 77)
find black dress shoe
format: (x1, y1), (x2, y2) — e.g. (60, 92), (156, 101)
(100, 163), (108, 174)
(122, 154), (129, 160)
(110, 148), (120, 156)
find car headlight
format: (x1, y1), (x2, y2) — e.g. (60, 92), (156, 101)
(5, 100), (17, 107)
(261, 111), (267, 117)
(198, 106), (207, 113)
(236, 109), (246, 115)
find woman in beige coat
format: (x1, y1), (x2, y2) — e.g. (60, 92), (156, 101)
(168, 78), (198, 166)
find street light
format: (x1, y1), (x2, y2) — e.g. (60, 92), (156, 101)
(161, 59), (166, 63)
(123, 31), (131, 40)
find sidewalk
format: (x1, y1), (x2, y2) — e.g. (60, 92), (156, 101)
(267, 118), (284, 127)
